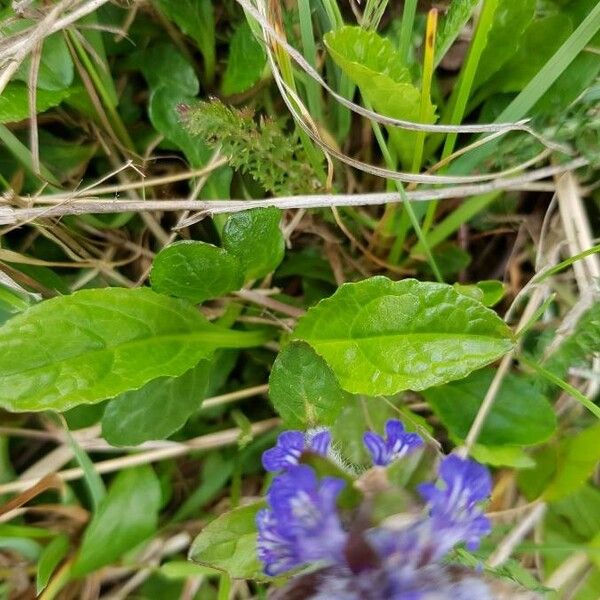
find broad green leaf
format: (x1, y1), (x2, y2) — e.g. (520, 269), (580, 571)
(2, 19), (73, 91)
(543, 422), (600, 501)
(535, 0), (600, 114)
(479, 15), (573, 100)
(435, 0), (479, 66)
(150, 241), (243, 304)
(16, 31), (73, 91)
(72, 465), (161, 577)
(189, 502), (266, 580)
(102, 360), (212, 446)
(153, 0), (215, 83)
(324, 26), (435, 168)
(139, 42), (199, 96)
(37, 535), (69, 594)
(473, 0), (537, 90)
(0, 82), (71, 124)
(222, 208), (285, 280)
(293, 277), (514, 395)
(268, 342), (350, 428)
(423, 369), (556, 446)
(0, 287), (268, 412)
(222, 20), (266, 96)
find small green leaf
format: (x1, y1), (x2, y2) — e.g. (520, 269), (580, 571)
(435, 0), (479, 66)
(150, 241), (244, 304)
(102, 360), (212, 446)
(222, 20), (266, 96)
(72, 465), (161, 577)
(149, 87), (210, 168)
(0, 287), (268, 412)
(543, 422), (600, 501)
(189, 502), (266, 580)
(324, 26), (435, 168)
(293, 277), (514, 395)
(424, 369), (556, 446)
(0, 82), (71, 124)
(139, 42), (199, 95)
(474, 0), (537, 90)
(37, 535), (70, 594)
(222, 208), (285, 280)
(268, 342), (350, 428)
(470, 444), (536, 468)
(153, 0), (215, 83)
(478, 14), (573, 101)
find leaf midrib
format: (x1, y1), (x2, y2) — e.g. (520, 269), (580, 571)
(1, 329), (266, 379)
(299, 331), (512, 345)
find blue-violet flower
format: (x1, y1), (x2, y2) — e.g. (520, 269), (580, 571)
(256, 464), (347, 576)
(262, 429), (331, 473)
(418, 454), (492, 553)
(363, 419), (424, 467)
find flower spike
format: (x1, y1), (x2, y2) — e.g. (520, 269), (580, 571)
(256, 465), (347, 576)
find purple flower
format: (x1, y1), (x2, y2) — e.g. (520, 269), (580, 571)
(418, 454), (492, 554)
(262, 429), (332, 473)
(363, 420), (424, 467)
(257, 465), (347, 576)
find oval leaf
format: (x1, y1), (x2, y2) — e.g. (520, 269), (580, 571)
(189, 502), (266, 580)
(102, 360), (212, 446)
(222, 208), (285, 280)
(293, 277), (514, 395)
(0, 287), (267, 412)
(150, 241), (243, 304)
(269, 342), (350, 428)
(72, 465), (161, 577)
(324, 27), (435, 167)
(423, 369), (556, 446)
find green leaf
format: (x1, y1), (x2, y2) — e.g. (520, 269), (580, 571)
(139, 42), (199, 95)
(72, 465), (161, 577)
(293, 277), (514, 395)
(0, 287), (268, 412)
(543, 301), (600, 389)
(324, 26), (435, 168)
(222, 20), (266, 96)
(15, 31), (73, 91)
(37, 535), (69, 594)
(0, 82), (71, 124)
(189, 502), (266, 580)
(470, 444), (536, 468)
(268, 342), (350, 428)
(102, 360), (212, 446)
(478, 15), (573, 100)
(435, 0), (479, 66)
(153, 0), (215, 83)
(543, 422), (600, 501)
(423, 369), (556, 446)
(222, 208), (285, 280)
(148, 87), (209, 168)
(473, 0), (537, 90)
(150, 241), (244, 304)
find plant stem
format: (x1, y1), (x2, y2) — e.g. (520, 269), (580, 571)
(365, 100), (443, 281)
(422, 0), (498, 236)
